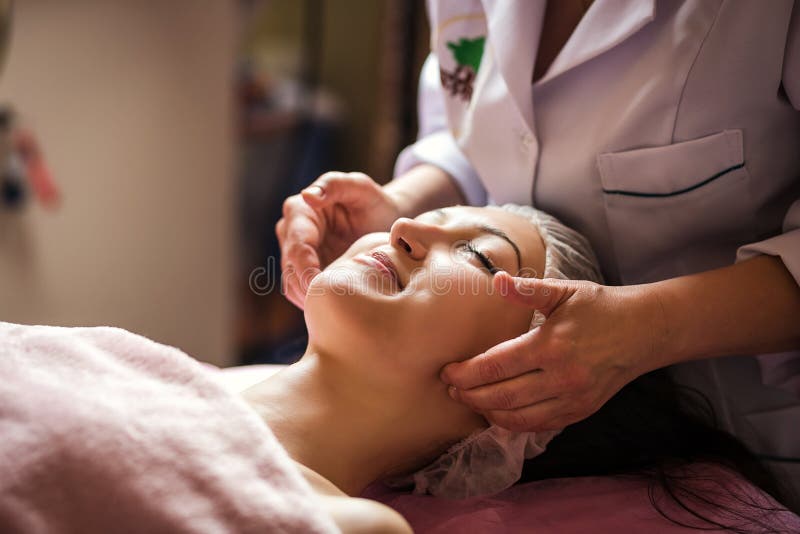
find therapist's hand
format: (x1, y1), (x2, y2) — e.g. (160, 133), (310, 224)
(440, 271), (668, 431)
(277, 172), (401, 308)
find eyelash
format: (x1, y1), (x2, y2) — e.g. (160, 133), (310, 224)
(464, 242), (499, 274)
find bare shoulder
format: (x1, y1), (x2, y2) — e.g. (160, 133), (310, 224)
(318, 495), (413, 534)
(293, 462), (412, 533)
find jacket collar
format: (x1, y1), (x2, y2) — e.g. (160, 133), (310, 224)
(536, 0), (656, 86)
(480, 0), (546, 133)
(478, 0), (655, 130)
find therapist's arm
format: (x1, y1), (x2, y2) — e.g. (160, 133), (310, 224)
(652, 254), (800, 366)
(384, 163), (466, 219)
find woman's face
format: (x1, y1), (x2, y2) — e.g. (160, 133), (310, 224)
(304, 206), (547, 384)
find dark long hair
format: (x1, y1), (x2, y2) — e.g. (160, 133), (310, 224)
(519, 369), (793, 532)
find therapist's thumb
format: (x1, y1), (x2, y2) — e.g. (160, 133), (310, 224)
(301, 172), (381, 208)
(494, 271), (575, 317)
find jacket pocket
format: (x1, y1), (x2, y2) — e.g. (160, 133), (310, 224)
(597, 130), (756, 284)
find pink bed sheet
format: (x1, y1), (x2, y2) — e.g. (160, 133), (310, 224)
(364, 469), (800, 533)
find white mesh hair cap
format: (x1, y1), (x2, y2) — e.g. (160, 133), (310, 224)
(493, 204), (604, 284)
(390, 204), (604, 499)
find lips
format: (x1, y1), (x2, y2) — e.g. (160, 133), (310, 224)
(368, 250), (404, 290)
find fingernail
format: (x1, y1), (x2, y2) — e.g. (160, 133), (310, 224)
(448, 385), (458, 400)
(303, 185), (324, 198)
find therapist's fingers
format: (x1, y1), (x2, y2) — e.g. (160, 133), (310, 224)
(280, 194), (324, 255)
(276, 218), (303, 308)
(494, 271), (577, 318)
(483, 398), (571, 432)
(281, 244), (321, 308)
(440, 328), (543, 390)
(280, 246), (321, 309)
(301, 171), (383, 209)
(278, 194), (325, 308)
(448, 370), (557, 412)
(282, 264), (319, 309)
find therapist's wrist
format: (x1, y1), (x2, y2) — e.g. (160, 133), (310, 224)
(383, 163), (466, 218)
(382, 184), (417, 219)
(640, 275), (724, 368)
(622, 282), (686, 373)
(642, 257), (800, 363)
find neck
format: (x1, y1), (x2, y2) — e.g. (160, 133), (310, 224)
(242, 349), (469, 496)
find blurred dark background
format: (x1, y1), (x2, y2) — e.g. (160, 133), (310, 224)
(236, 0), (430, 365)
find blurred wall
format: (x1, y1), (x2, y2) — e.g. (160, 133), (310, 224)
(0, 1), (237, 365)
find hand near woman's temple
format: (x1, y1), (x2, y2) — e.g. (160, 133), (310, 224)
(276, 172), (401, 308)
(277, 164), (466, 308)
(441, 271), (664, 431)
(442, 257), (800, 432)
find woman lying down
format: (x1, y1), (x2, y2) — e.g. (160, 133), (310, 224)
(1, 205), (798, 533)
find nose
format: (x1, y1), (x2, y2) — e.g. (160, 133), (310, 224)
(389, 217), (447, 260)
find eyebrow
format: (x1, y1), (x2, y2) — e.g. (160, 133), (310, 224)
(434, 209), (522, 270)
(478, 224), (522, 271)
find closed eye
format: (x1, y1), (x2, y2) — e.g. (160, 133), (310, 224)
(464, 242), (499, 274)
(432, 209), (521, 273)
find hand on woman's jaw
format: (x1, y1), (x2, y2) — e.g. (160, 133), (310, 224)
(244, 206), (546, 496)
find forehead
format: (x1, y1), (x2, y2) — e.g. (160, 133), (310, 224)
(420, 206), (546, 276)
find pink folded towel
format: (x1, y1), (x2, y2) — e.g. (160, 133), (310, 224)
(0, 322), (338, 534)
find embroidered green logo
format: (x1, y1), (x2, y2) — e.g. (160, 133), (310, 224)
(447, 37), (485, 72)
(440, 36), (485, 102)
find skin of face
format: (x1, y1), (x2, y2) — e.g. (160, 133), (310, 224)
(304, 206), (547, 388)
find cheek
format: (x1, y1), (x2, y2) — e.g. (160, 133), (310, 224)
(471, 298), (533, 353)
(410, 283), (532, 364)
